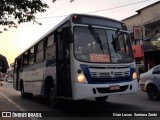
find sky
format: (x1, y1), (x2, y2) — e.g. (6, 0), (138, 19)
(0, 0), (159, 65)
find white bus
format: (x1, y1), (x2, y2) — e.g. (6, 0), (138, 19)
(13, 14), (138, 106)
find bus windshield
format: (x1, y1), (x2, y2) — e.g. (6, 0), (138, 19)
(74, 26), (134, 63)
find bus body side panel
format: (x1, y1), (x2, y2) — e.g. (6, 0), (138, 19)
(13, 71), (17, 90)
(43, 57), (57, 93)
(20, 61), (45, 95)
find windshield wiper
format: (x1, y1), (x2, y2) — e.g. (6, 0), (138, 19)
(111, 29), (120, 52)
(88, 25), (104, 53)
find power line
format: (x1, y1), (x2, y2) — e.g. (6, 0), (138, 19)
(36, 0), (151, 19)
(86, 0), (151, 14)
(21, 12), (159, 27)
(16, 0), (158, 25)
(21, 12), (160, 28)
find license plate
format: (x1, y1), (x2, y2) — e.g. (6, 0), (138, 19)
(109, 85), (120, 91)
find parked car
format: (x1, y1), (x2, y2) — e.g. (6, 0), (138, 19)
(139, 65), (160, 100)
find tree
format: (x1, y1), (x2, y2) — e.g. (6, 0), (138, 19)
(0, 0), (49, 28)
(0, 0), (74, 27)
(0, 54), (9, 73)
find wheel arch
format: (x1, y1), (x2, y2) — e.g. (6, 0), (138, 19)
(44, 76), (55, 96)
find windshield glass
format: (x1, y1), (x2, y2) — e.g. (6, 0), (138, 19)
(74, 26), (134, 63)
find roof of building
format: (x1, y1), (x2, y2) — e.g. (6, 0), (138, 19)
(136, 1), (160, 13)
(122, 1), (160, 21)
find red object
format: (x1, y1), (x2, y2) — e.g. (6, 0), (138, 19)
(73, 15), (78, 19)
(90, 54), (110, 62)
(132, 44), (144, 58)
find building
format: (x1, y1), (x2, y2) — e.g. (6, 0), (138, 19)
(122, 1), (160, 71)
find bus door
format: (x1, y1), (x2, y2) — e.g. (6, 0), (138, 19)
(14, 57), (22, 90)
(56, 27), (72, 98)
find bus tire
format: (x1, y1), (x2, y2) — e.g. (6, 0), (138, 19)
(21, 85), (27, 98)
(95, 96), (108, 102)
(49, 85), (58, 107)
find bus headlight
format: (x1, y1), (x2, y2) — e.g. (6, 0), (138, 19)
(132, 72), (137, 80)
(77, 74), (86, 83)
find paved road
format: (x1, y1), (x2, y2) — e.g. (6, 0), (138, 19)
(1, 82), (160, 120)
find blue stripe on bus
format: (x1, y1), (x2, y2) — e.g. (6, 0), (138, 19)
(80, 64), (92, 84)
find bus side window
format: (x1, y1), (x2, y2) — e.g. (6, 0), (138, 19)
(36, 51), (44, 62)
(23, 52), (29, 67)
(36, 41), (44, 62)
(14, 59), (17, 71)
(17, 57), (23, 70)
(29, 47), (35, 65)
(57, 23), (70, 60)
(45, 34), (56, 58)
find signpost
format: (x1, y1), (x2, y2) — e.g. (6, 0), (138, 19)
(133, 26), (143, 40)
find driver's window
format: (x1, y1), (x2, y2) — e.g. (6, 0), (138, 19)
(153, 66), (160, 74)
(57, 22), (70, 61)
(57, 33), (63, 60)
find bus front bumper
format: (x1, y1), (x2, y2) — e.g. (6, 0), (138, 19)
(72, 80), (138, 100)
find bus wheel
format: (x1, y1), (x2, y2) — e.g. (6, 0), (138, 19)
(21, 84), (26, 98)
(95, 96), (108, 102)
(49, 85), (58, 107)
(21, 84), (33, 98)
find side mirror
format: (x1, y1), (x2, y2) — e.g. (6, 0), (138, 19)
(61, 27), (73, 43)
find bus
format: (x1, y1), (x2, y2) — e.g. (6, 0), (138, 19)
(13, 13), (138, 106)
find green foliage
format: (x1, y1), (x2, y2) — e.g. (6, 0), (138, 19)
(0, 0), (74, 31)
(0, 0), (49, 27)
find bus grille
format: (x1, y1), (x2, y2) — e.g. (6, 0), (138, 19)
(90, 71), (130, 83)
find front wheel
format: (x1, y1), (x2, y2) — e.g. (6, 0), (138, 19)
(95, 96), (108, 102)
(48, 85), (59, 107)
(146, 85), (160, 100)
